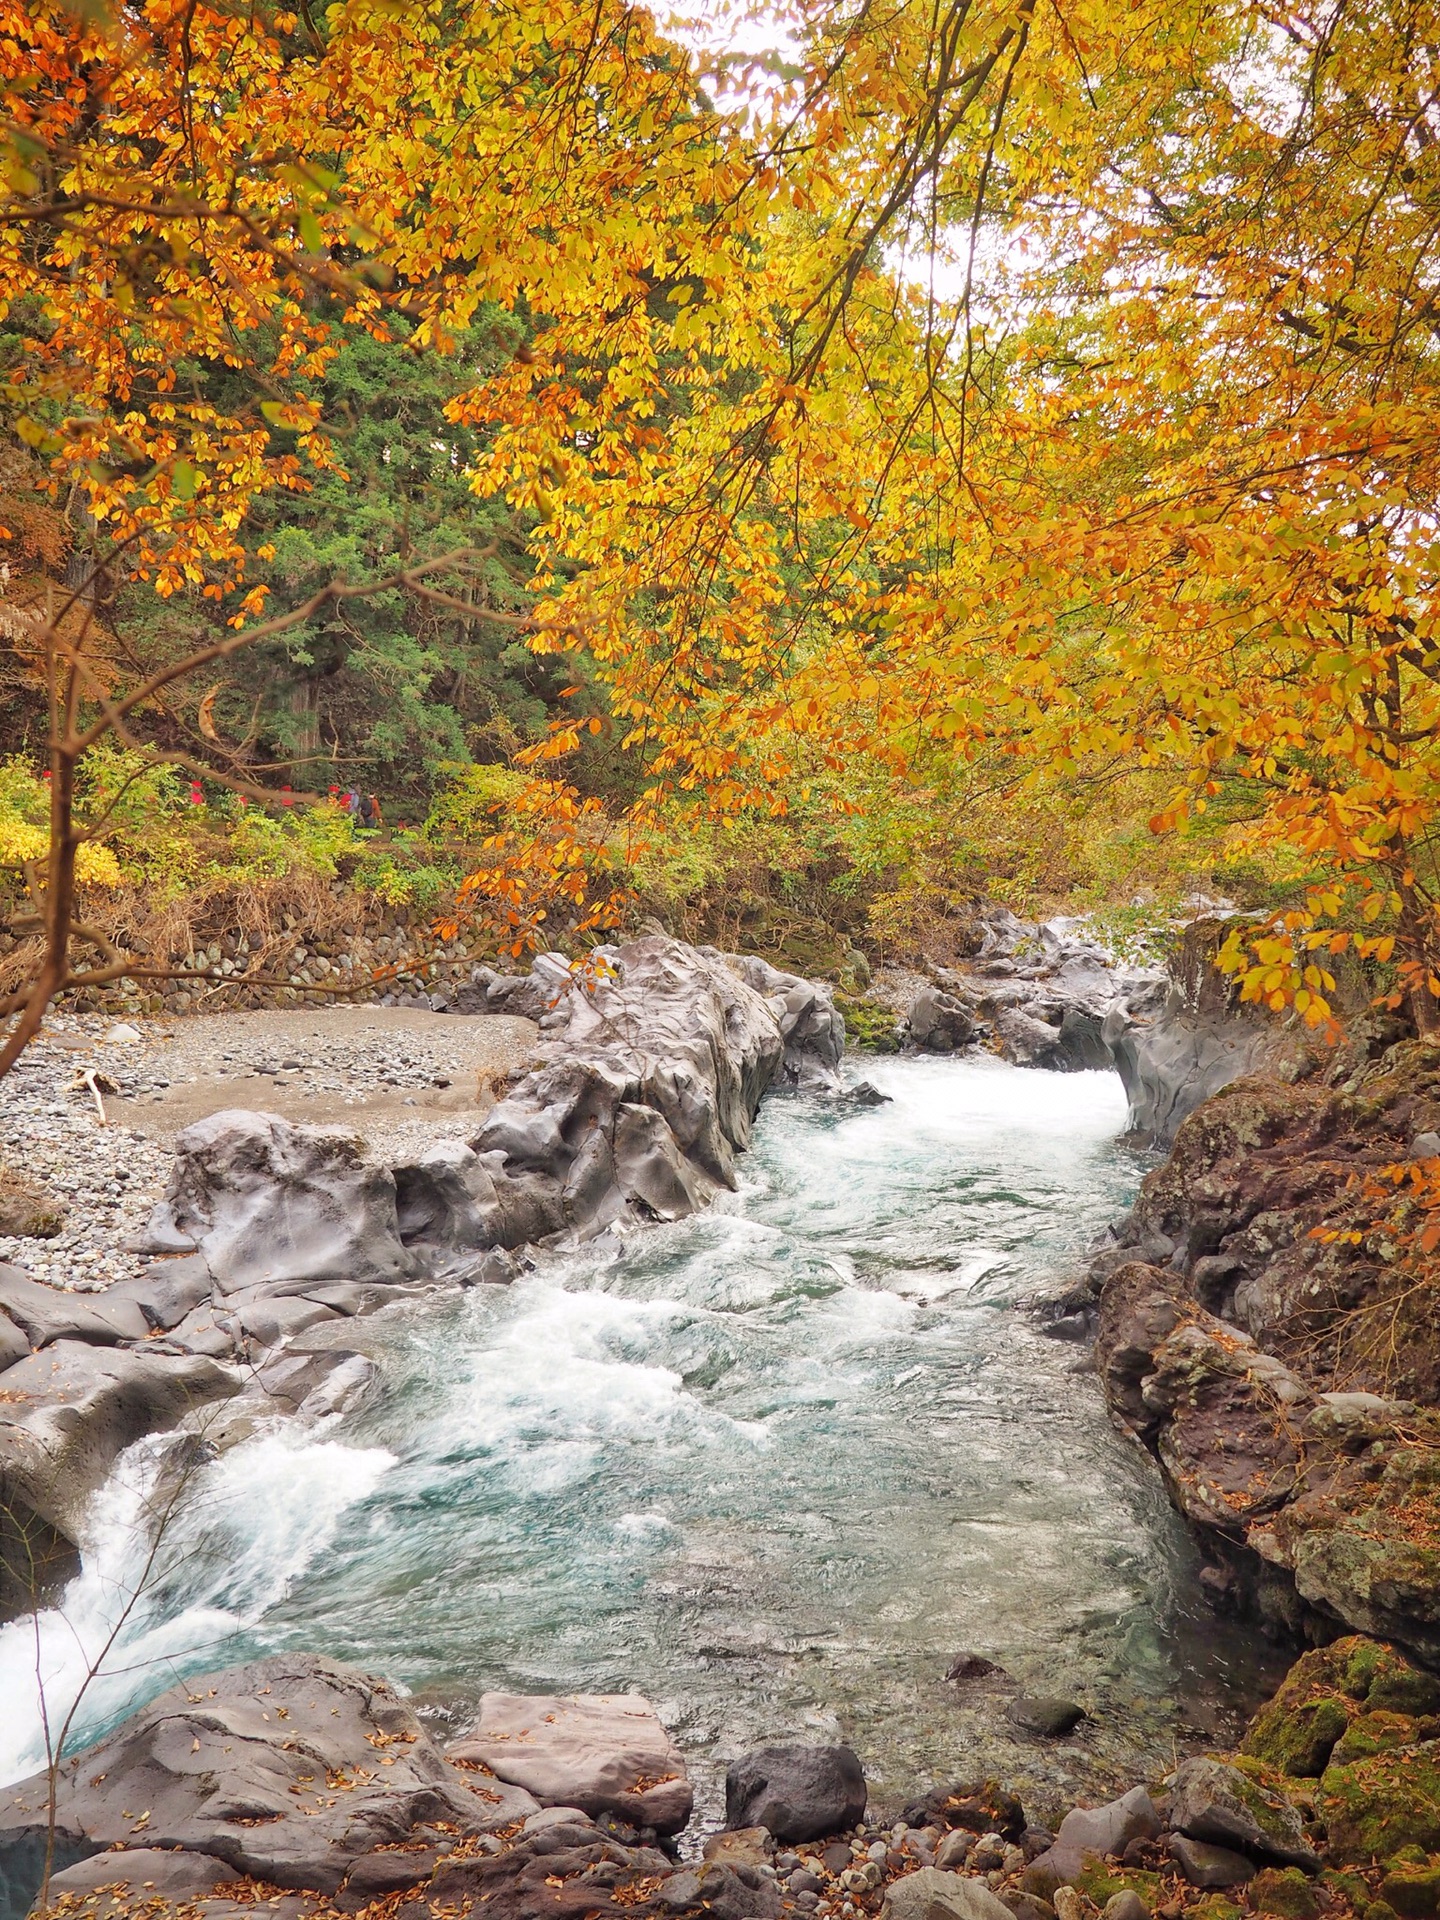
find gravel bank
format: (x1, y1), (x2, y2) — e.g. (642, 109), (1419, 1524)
(0, 1006), (539, 1293)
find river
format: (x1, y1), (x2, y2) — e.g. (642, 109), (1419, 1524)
(0, 1055), (1278, 1820)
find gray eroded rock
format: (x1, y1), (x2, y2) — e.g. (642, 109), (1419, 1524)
(0, 1310), (26, 1372)
(0, 1341), (238, 1616)
(1104, 985), (1278, 1148)
(661, 1862), (782, 1918)
(724, 1743), (866, 1843)
(143, 1111), (422, 1293)
(1167, 1834), (1257, 1887)
(42, 1847), (236, 1904)
(882, 1869), (1015, 1920)
(1053, 1787), (1160, 1860)
(720, 953), (844, 1093)
(0, 1654), (536, 1897)
(448, 1691), (693, 1836)
(1165, 1758), (1318, 1869)
(906, 987), (975, 1054)
(0, 1265), (149, 1348)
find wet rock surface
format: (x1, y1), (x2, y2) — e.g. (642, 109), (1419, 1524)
(448, 1692), (693, 1836)
(725, 1746), (868, 1845)
(1090, 1042), (1440, 1654)
(0, 939), (841, 1620)
(10, 1635), (1440, 1920)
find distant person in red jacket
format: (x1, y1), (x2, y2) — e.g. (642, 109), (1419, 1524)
(358, 792), (383, 831)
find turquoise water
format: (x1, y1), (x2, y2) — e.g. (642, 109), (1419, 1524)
(0, 1056), (1276, 1818)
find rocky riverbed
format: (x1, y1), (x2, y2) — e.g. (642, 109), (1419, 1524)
(4, 1629), (1440, 1920)
(6, 931), (1440, 1920)
(0, 1005), (540, 1292)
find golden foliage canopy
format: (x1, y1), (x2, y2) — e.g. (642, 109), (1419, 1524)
(7, 0), (1440, 1020)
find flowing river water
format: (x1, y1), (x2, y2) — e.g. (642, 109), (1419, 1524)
(0, 1056), (1281, 1820)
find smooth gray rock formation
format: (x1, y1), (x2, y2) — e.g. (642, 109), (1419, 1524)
(1104, 985), (1277, 1147)
(1165, 1758), (1318, 1869)
(0, 1265), (149, 1349)
(881, 1869), (1015, 1920)
(1168, 1834), (1257, 1887)
(725, 1743), (866, 1843)
(721, 952), (845, 1092)
(0, 1310), (27, 1373)
(1054, 1786), (1160, 1860)
(42, 1847), (235, 1903)
(142, 1112), (423, 1293)
(0, 1654), (537, 1897)
(0, 1341), (238, 1616)
(448, 1691), (692, 1837)
(906, 987), (975, 1054)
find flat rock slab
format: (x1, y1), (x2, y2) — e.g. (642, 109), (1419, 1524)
(449, 1692), (693, 1836)
(0, 1654), (537, 1898)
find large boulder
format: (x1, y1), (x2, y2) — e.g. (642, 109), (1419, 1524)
(1091, 1045), (1440, 1654)
(724, 1743), (866, 1843)
(142, 1112), (423, 1293)
(0, 1654), (536, 1899)
(719, 953), (844, 1093)
(1105, 987), (1279, 1147)
(1165, 1758), (1318, 1869)
(448, 1692), (693, 1836)
(881, 1869), (1015, 1920)
(906, 987), (975, 1054)
(0, 1341), (238, 1617)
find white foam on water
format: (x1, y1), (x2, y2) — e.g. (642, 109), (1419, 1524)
(0, 1426), (394, 1787)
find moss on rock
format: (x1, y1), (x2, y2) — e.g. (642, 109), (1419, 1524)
(1190, 1901), (1243, 1920)
(1247, 1690), (1354, 1778)
(1071, 1860), (1164, 1908)
(1334, 1716), (1429, 1769)
(1252, 1867), (1323, 1918)
(1378, 1861), (1440, 1918)
(1320, 1747), (1440, 1863)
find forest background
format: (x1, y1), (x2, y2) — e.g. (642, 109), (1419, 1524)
(3, 0), (1440, 1053)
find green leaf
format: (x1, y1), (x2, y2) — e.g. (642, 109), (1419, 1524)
(171, 459), (198, 501)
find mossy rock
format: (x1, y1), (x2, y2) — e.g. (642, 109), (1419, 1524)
(1323, 1870), (1373, 1906)
(1320, 1746), (1440, 1863)
(1244, 1641), (1440, 1784)
(1247, 1691), (1354, 1778)
(835, 992), (901, 1053)
(1196, 1902), (1245, 1920)
(1252, 1868), (1322, 1919)
(1335, 1716), (1429, 1769)
(1336, 1643), (1440, 1718)
(1379, 1862), (1440, 1918)
(1071, 1860), (1163, 1907)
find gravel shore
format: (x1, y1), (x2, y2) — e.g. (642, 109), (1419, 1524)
(0, 1006), (539, 1293)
